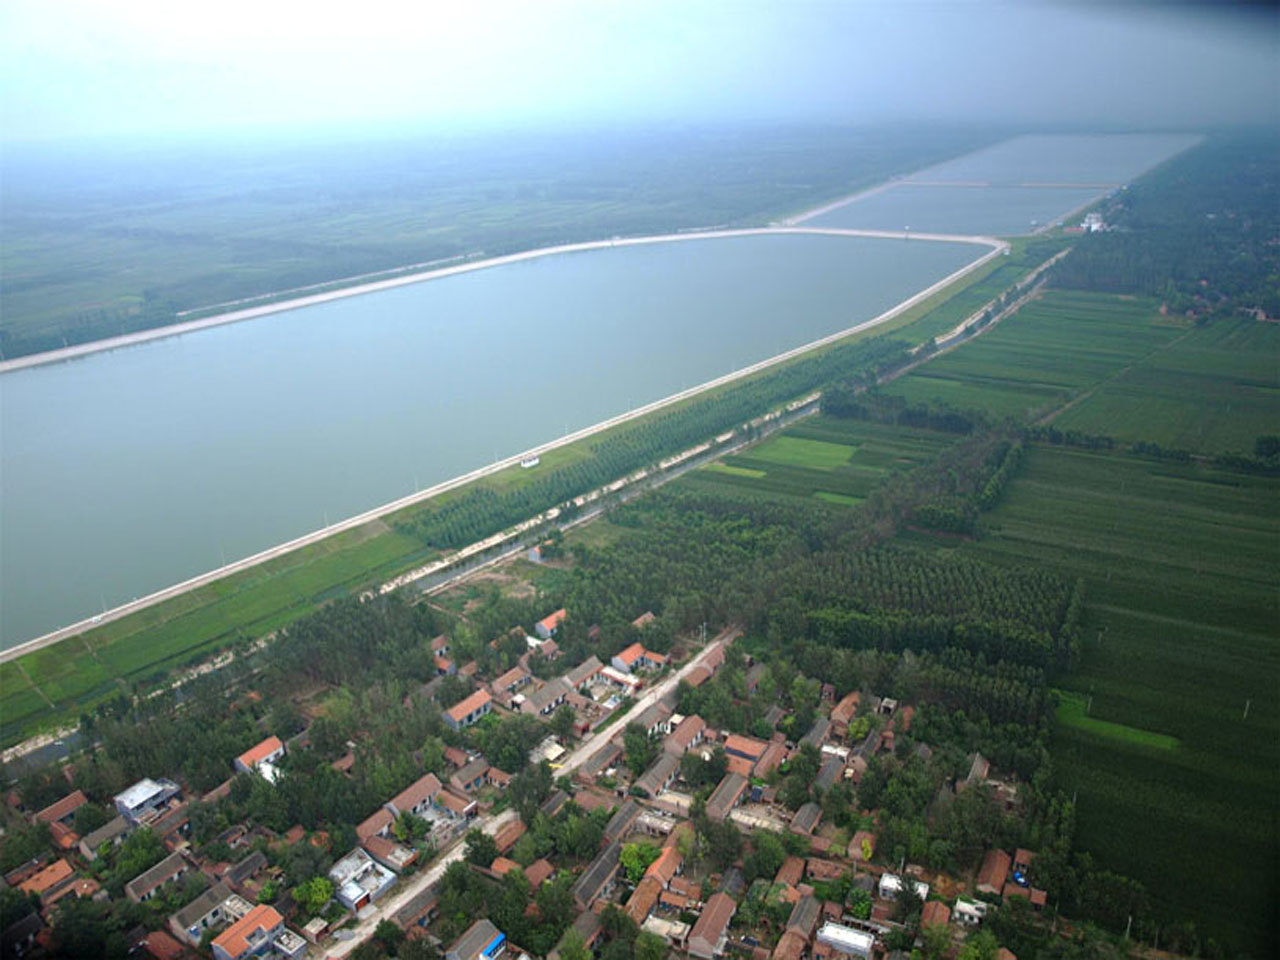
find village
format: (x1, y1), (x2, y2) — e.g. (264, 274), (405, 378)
(1, 601), (1048, 960)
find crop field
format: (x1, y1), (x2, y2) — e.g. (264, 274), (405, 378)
(680, 417), (953, 505)
(1052, 316), (1280, 454)
(906, 445), (1278, 954)
(881, 289), (1186, 418)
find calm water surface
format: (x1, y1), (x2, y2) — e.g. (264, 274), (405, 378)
(1, 234), (979, 645)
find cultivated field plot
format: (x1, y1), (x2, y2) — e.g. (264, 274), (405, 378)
(914, 445), (1278, 954)
(881, 289), (1185, 418)
(680, 418), (952, 505)
(1052, 316), (1280, 454)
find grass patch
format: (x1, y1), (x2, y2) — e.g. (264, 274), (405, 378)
(1053, 690), (1179, 750)
(750, 435), (855, 470)
(705, 463), (767, 479)
(814, 491), (863, 506)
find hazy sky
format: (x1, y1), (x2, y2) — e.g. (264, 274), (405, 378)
(1, 0), (1275, 141)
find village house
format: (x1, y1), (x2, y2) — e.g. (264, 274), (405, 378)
(451, 758), (492, 794)
(330, 847), (396, 912)
(634, 754), (680, 799)
(115, 778), (181, 826)
(125, 852), (189, 903)
(233, 736), (285, 784)
(753, 738), (789, 779)
(447, 918), (507, 960)
(443, 690), (493, 731)
(706, 773), (748, 822)
(18, 859), (76, 905)
(572, 841), (622, 911)
(517, 678), (571, 717)
(388, 773), (443, 819)
(664, 715), (706, 755)
(34, 791), (87, 829)
(789, 802), (822, 836)
(611, 642), (667, 674)
(79, 815), (131, 861)
(816, 921), (874, 959)
(490, 666), (532, 701)
(211, 904), (306, 960)
(535, 609), (567, 640)
(977, 848), (1012, 895)
(169, 882), (252, 946)
(363, 834), (419, 874)
(632, 702), (674, 738)
(688, 891), (736, 959)
(921, 900), (951, 928)
(436, 788), (478, 820)
(603, 799), (645, 846)
(566, 656), (604, 690)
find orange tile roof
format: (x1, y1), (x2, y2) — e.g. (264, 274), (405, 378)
(19, 858), (74, 896)
(616, 642), (646, 666)
(645, 846), (682, 886)
(723, 734), (766, 760)
(212, 904), (283, 959)
(139, 930), (187, 960)
(35, 790), (88, 824)
(446, 689), (492, 722)
(491, 857), (520, 876)
(537, 609), (567, 632)
(236, 736), (284, 770)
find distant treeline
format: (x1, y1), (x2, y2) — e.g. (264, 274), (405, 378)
(1049, 132), (1280, 318)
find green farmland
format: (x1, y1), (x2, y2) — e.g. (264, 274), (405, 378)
(908, 445), (1279, 955)
(882, 289), (1188, 419)
(1052, 315), (1280, 454)
(681, 417), (952, 506)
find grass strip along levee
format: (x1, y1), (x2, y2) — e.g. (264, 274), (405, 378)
(0, 239), (1064, 749)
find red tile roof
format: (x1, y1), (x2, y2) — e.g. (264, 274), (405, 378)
(236, 736), (284, 770)
(921, 900), (951, 927)
(356, 807), (394, 840)
(978, 849), (1012, 893)
(35, 790), (88, 824)
(616, 642), (646, 666)
(689, 892), (736, 957)
(775, 856), (805, 888)
(139, 930), (187, 960)
(494, 819), (527, 854)
(525, 858), (555, 888)
(626, 876), (662, 925)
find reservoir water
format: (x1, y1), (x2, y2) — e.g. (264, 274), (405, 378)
(1, 233), (981, 645)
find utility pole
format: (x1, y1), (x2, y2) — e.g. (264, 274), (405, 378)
(1243, 698), (1252, 721)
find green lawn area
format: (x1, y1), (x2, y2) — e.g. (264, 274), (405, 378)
(1052, 690), (1179, 750)
(705, 462), (767, 479)
(680, 417), (953, 506)
(750, 435), (856, 470)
